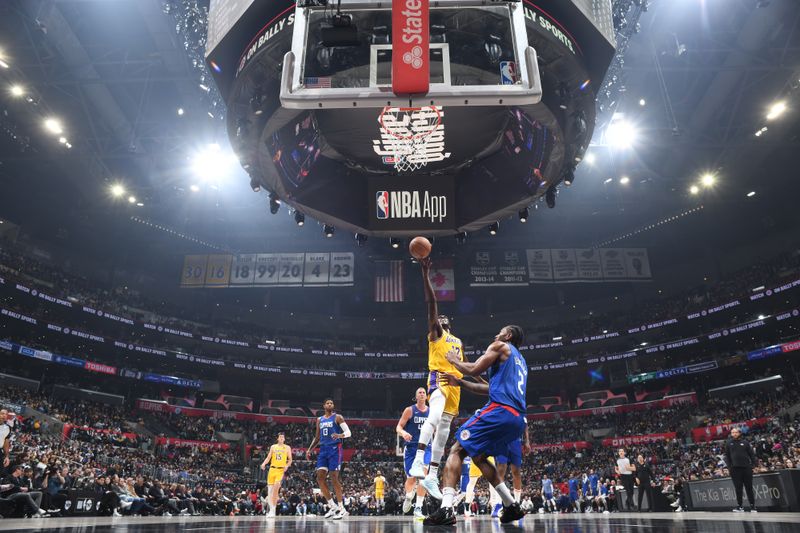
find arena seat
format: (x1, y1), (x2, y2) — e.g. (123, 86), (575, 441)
(283, 408), (306, 416)
(526, 405), (546, 414)
(203, 400), (227, 410)
(259, 407), (285, 415)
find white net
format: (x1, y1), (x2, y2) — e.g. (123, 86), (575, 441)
(379, 106), (442, 173)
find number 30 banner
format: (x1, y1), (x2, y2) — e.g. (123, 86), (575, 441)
(181, 253), (354, 288)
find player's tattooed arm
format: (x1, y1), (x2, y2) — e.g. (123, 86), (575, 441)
(446, 341), (509, 377)
(420, 258), (442, 341)
(443, 373), (489, 395)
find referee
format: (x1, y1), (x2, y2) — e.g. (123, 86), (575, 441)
(614, 448), (636, 511)
(724, 427), (757, 513)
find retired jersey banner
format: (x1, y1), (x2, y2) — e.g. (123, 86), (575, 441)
(180, 253), (354, 288)
(429, 258), (455, 301)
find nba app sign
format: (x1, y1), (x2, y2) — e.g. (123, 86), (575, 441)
(376, 191), (446, 223)
(369, 177), (454, 231)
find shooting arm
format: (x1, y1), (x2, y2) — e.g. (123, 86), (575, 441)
(420, 259), (442, 340)
(447, 341), (506, 377)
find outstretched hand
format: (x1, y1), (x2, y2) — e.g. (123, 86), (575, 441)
(442, 373), (460, 387)
(420, 257), (432, 272)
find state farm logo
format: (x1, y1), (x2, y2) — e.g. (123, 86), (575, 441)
(375, 190), (447, 223)
(403, 46), (424, 69)
(399, 0), (424, 45)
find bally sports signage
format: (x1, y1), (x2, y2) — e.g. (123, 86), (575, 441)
(392, 0), (430, 95)
(369, 176), (455, 231)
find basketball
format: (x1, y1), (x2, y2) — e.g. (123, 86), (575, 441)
(409, 237), (432, 259)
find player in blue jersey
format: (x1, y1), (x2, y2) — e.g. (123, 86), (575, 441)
(541, 474), (555, 513)
(306, 399), (351, 520)
(424, 325), (528, 526)
(396, 387), (432, 519)
(589, 469), (599, 500)
(568, 473), (580, 512)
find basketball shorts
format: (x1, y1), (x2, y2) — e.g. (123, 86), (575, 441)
(496, 438), (522, 467)
(427, 372), (461, 416)
(456, 402), (525, 458)
(316, 445), (342, 471)
(543, 491), (553, 501)
(267, 467), (285, 485)
(570, 492), (579, 502)
(404, 443), (432, 477)
(376, 490), (384, 500)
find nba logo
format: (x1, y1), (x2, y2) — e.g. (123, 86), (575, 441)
(500, 61), (517, 85)
(376, 191), (389, 219)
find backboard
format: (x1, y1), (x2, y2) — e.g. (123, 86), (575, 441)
(280, 0), (542, 109)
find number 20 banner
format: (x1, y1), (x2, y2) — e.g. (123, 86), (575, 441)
(181, 253), (354, 288)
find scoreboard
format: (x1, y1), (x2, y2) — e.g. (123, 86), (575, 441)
(181, 252), (354, 288)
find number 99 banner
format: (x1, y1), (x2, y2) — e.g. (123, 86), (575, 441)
(181, 253), (354, 288)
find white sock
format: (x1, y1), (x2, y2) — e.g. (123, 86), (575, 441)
(415, 493), (424, 508)
(494, 482), (515, 506)
(414, 448), (427, 463)
(514, 489), (522, 503)
(327, 498), (335, 508)
(339, 501), (346, 511)
(406, 490), (414, 501)
(427, 464), (438, 478)
(442, 487), (455, 508)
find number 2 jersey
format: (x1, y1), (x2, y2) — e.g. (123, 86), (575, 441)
(486, 342), (528, 412)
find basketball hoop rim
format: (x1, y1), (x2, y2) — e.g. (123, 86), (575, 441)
(379, 106), (442, 141)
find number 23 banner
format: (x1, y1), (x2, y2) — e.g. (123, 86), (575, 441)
(181, 253), (354, 288)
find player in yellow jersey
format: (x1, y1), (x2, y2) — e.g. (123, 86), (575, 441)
(409, 257), (466, 500)
(260, 432), (292, 518)
(373, 470), (387, 512)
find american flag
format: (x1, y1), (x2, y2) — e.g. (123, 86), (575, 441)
(305, 77), (332, 88)
(374, 260), (404, 302)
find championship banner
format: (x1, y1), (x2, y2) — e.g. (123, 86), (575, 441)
(181, 252), (354, 288)
(526, 249), (553, 283)
(429, 258), (455, 302)
(601, 432), (676, 447)
(469, 250), (528, 287)
(471, 248), (652, 286)
(691, 417), (772, 442)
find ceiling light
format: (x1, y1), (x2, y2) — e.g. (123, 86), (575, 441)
(604, 178), (613, 184)
(110, 184), (125, 198)
(323, 225), (334, 238)
(269, 193), (280, 215)
(249, 177), (261, 192)
(58, 137), (67, 144)
(639, 98), (646, 106)
(128, 196), (137, 204)
(65, 142), (72, 149)
(747, 191), (756, 197)
(355, 233), (368, 246)
(294, 211), (305, 226)
(563, 168), (575, 187)
(605, 119), (637, 148)
(545, 185), (557, 208)
(619, 176), (630, 185)
(488, 221), (499, 235)
(755, 126), (768, 137)
(190, 184), (200, 192)
(0, 59), (8, 69)
(136, 202), (144, 207)
(766, 101), (787, 120)
(44, 118), (63, 135)
(758, 314), (766, 320)
(584, 152), (596, 165)
(700, 173), (716, 187)
(518, 207), (529, 223)
(191, 143), (236, 183)
(689, 185), (700, 195)
(177, 107), (185, 116)
(390, 238), (401, 249)
(10, 85), (24, 97)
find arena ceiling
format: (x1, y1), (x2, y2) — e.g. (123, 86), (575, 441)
(0, 0), (799, 260)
